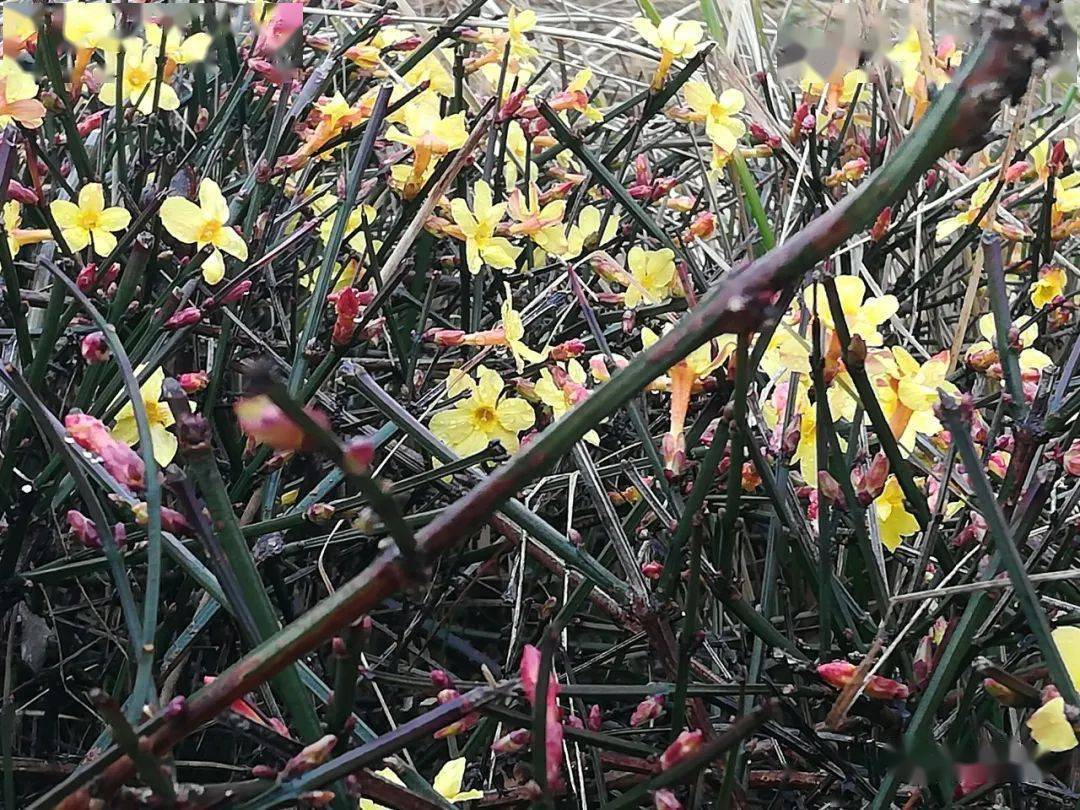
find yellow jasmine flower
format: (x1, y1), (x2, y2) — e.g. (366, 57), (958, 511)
(311, 194), (378, 255)
(809, 275), (898, 347)
(502, 121), (529, 188)
(504, 7), (539, 61)
(501, 298), (546, 371)
(1027, 627), (1080, 754)
(50, 184), (131, 257)
(159, 178), (249, 285)
(935, 180), (997, 242)
(632, 16), (703, 89)
(563, 206), (619, 259)
(1029, 128), (1076, 183)
(449, 180), (521, 275)
(683, 82), (746, 153)
(970, 313), (1053, 374)
(3, 8), (37, 55)
(112, 368), (177, 466)
(99, 38), (181, 114)
(386, 93), (469, 180)
(535, 360), (598, 445)
(62, 2), (116, 51)
(874, 475), (919, 552)
(550, 69), (604, 122)
(758, 316), (811, 380)
(506, 185), (567, 255)
(404, 49), (456, 97)
(430, 365), (535, 456)
(145, 23), (213, 70)
(623, 247), (676, 308)
(800, 67), (868, 107)
(346, 27), (413, 72)
(359, 759), (483, 810)
(873, 346), (958, 449)
(1031, 266), (1067, 309)
(643, 325), (735, 472)
(3, 201), (51, 257)
(0, 59), (45, 129)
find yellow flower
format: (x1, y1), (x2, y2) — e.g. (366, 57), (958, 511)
(970, 313), (1053, 374)
(501, 298), (546, 371)
(386, 93), (469, 180)
(563, 206), (619, 259)
(159, 179), (249, 285)
(935, 180), (996, 242)
(404, 50), (456, 97)
(450, 180), (521, 275)
(0, 59), (45, 129)
(62, 2), (116, 50)
(809, 275), (898, 347)
(359, 759), (483, 810)
(502, 121), (529, 187)
(642, 325), (735, 472)
(3, 200), (51, 257)
(145, 23), (213, 68)
(506, 185), (567, 255)
(800, 67), (868, 106)
(632, 16), (703, 89)
(112, 368), (177, 466)
(99, 38), (181, 114)
(430, 365), (535, 456)
(3, 8), (37, 55)
(345, 27), (413, 72)
(50, 184), (131, 257)
(1027, 627), (1080, 754)
(873, 346), (958, 450)
(623, 247), (675, 308)
(535, 360), (598, 445)
(874, 475), (919, 552)
(683, 82), (746, 153)
(311, 194), (378, 255)
(505, 7), (539, 61)
(1031, 266), (1067, 308)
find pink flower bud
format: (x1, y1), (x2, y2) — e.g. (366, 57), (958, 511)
(870, 207), (891, 241)
(65, 412), (145, 490)
(279, 735), (337, 780)
(1005, 160), (1031, 183)
(80, 332), (109, 364)
(630, 694), (665, 727)
(430, 669), (455, 690)
(306, 502), (335, 524)
(660, 729), (703, 770)
(234, 395), (329, 452)
(492, 729), (531, 753)
(641, 560), (663, 580)
(852, 452), (889, 506)
(549, 339), (586, 361)
(331, 287), (363, 347)
(179, 371), (210, 393)
(1065, 440), (1080, 476)
(343, 437), (375, 474)
(77, 110), (108, 137)
(587, 704), (602, 731)
(165, 307), (202, 330)
(76, 264), (99, 292)
(7, 180), (38, 205)
(653, 789), (683, 810)
(816, 660), (909, 700)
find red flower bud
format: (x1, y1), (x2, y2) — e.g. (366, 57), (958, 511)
(179, 371), (210, 393)
(816, 660), (909, 700)
(80, 331), (109, 364)
(660, 729), (703, 770)
(76, 264), (99, 292)
(234, 395), (329, 452)
(870, 207), (892, 242)
(492, 728), (531, 753)
(165, 306), (202, 330)
(587, 704), (602, 731)
(641, 560), (663, 580)
(279, 735), (338, 780)
(6, 179), (38, 205)
(630, 694), (665, 726)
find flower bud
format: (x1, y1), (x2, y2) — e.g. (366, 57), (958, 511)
(816, 660), (909, 700)
(76, 264), (99, 292)
(817, 471), (844, 507)
(179, 371), (210, 393)
(587, 704), (601, 731)
(1065, 440), (1080, 476)
(7, 180), (38, 205)
(343, 437), (375, 474)
(234, 395), (329, 452)
(279, 735), (337, 780)
(851, 452), (889, 505)
(660, 729), (703, 770)
(641, 560), (663, 580)
(870, 207), (891, 242)
(653, 789), (683, 810)
(492, 729), (531, 753)
(630, 694), (665, 727)
(165, 306), (202, 330)
(306, 503), (335, 524)
(80, 332), (109, 364)
(430, 669), (455, 690)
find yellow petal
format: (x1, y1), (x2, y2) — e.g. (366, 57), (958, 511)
(1028, 697), (1079, 753)
(433, 758), (467, 800)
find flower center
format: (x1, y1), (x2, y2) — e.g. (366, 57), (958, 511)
(472, 405), (497, 430)
(128, 65), (153, 90)
(197, 219), (222, 244)
(77, 209), (101, 230)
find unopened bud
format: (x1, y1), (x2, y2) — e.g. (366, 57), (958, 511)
(80, 331), (109, 364)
